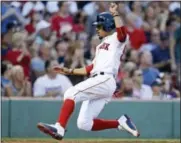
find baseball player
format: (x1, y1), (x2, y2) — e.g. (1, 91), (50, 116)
(37, 3), (140, 140)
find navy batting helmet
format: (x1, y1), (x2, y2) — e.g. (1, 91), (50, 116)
(93, 12), (115, 32)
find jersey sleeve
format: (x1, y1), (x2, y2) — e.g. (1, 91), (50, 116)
(85, 64), (94, 74)
(113, 32), (129, 45)
(116, 26), (127, 42)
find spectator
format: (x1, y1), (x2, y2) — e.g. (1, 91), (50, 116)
(51, 1), (74, 37)
(46, 2), (59, 14)
(73, 11), (87, 33)
(125, 12), (147, 50)
(139, 50), (159, 86)
(169, 9), (180, 86)
(161, 73), (180, 98)
(31, 41), (50, 80)
(131, 69), (153, 99)
(1, 2), (26, 34)
(117, 62), (136, 85)
(170, 12), (181, 68)
(65, 41), (87, 85)
(152, 33), (171, 72)
(4, 32), (31, 79)
(55, 39), (69, 65)
(33, 59), (72, 98)
(127, 49), (139, 65)
(129, 1), (144, 28)
(1, 22), (15, 60)
(140, 28), (161, 52)
(4, 65), (31, 97)
(120, 77), (134, 98)
(151, 78), (172, 100)
(34, 20), (51, 46)
(1, 61), (13, 96)
(25, 10), (41, 35)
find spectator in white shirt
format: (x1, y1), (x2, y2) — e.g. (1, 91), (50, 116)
(33, 59), (72, 98)
(131, 69), (153, 99)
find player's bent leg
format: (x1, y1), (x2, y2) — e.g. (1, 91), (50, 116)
(76, 98), (140, 137)
(77, 118), (93, 131)
(77, 98), (119, 131)
(77, 118), (119, 131)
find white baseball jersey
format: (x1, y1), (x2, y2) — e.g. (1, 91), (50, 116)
(91, 32), (129, 76)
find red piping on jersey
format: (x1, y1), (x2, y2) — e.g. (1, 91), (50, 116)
(85, 64), (93, 74)
(116, 26), (127, 42)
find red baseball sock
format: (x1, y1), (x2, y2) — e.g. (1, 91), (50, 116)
(57, 99), (75, 128)
(91, 119), (119, 131)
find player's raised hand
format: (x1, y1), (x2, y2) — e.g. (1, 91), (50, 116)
(109, 2), (119, 15)
(53, 66), (73, 75)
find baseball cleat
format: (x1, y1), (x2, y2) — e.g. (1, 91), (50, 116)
(37, 122), (65, 140)
(118, 114), (140, 137)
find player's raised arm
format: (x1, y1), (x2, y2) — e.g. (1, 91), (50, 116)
(53, 64), (94, 76)
(109, 2), (127, 42)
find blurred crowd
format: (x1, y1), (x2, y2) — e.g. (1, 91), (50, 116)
(1, 1), (180, 100)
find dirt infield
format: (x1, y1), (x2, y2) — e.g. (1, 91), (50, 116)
(2, 139), (180, 143)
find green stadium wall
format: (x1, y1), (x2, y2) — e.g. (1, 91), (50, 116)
(1, 99), (180, 139)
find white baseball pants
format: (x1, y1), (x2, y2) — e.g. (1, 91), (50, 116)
(64, 74), (116, 131)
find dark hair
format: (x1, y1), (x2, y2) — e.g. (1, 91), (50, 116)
(54, 39), (64, 51)
(6, 22), (15, 31)
(58, 1), (64, 8)
(45, 60), (51, 71)
(74, 11), (87, 24)
(129, 68), (140, 78)
(166, 19), (172, 27)
(1, 62), (8, 75)
(129, 69), (135, 78)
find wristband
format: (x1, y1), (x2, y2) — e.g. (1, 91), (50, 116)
(112, 11), (119, 16)
(69, 69), (74, 74)
(113, 15), (120, 17)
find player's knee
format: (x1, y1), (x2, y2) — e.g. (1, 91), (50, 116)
(77, 119), (92, 131)
(64, 87), (77, 101)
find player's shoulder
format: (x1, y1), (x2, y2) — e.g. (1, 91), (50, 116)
(110, 32), (117, 39)
(110, 32), (129, 43)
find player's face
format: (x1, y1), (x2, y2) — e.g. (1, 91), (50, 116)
(96, 25), (108, 39)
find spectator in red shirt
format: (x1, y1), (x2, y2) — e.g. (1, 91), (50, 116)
(73, 11), (87, 33)
(51, 2), (74, 37)
(125, 12), (147, 50)
(4, 32), (31, 79)
(25, 10), (41, 35)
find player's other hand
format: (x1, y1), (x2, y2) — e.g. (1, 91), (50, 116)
(53, 66), (72, 75)
(109, 2), (119, 15)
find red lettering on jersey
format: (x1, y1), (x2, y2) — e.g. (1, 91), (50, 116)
(99, 43), (110, 51)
